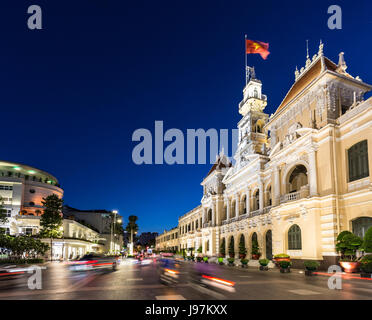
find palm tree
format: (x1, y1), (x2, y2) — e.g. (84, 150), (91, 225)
(125, 215), (138, 254)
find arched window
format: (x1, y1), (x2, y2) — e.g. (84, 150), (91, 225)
(348, 140), (369, 182)
(208, 209), (212, 222)
(251, 232), (259, 257)
(288, 224), (302, 250)
(231, 201), (235, 217)
(288, 165), (308, 193)
(254, 88), (258, 98)
(265, 230), (273, 260)
(352, 217), (372, 239)
(239, 234), (245, 249)
(195, 220), (198, 230)
(252, 232), (257, 243)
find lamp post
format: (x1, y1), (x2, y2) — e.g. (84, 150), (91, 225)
(116, 218), (122, 254)
(110, 210), (118, 252)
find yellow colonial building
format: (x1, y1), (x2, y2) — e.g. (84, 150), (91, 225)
(156, 42), (372, 268)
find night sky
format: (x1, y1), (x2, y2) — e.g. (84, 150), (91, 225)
(1, 1), (371, 233)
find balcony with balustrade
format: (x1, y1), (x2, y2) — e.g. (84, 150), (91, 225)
(280, 185), (309, 204)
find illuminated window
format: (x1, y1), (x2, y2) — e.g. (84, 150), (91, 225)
(0, 185), (13, 190)
(288, 224), (302, 250)
(352, 217), (372, 239)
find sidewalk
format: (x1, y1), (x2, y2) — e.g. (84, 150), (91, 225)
(176, 257), (372, 283)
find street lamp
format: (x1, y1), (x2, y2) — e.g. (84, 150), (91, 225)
(116, 219), (123, 254)
(111, 210), (119, 254)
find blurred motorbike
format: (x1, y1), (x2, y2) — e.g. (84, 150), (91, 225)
(157, 258), (181, 286)
(68, 253), (119, 272)
(188, 265), (236, 295)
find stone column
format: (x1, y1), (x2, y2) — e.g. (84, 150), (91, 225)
(308, 148), (318, 196)
(212, 202), (216, 227)
(246, 188), (250, 215)
(202, 208), (206, 225)
(235, 194), (239, 218)
(226, 197), (230, 220)
(259, 181), (264, 211)
(215, 229), (219, 256)
(273, 166), (280, 205)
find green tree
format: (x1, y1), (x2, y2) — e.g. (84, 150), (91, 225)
(0, 233), (11, 251)
(336, 231), (362, 261)
(228, 237), (235, 258)
(219, 239), (225, 257)
(39, 194), (63, 261)
(239, 235), (247, 258)
(251, 239), (260, 256)
(0, 196), (8, 227)
(362, 227), (372, 253)
(0, 234), (49, 261)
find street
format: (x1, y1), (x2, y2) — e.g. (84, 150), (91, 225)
(0, 258), (371, 300)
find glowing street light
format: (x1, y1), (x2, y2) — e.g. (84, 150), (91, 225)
(111, 210), (120, 254)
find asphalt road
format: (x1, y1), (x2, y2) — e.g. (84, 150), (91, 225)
(0, 258), (371, 300)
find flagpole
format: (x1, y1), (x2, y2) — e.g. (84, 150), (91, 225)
(245, 34), (247, 85)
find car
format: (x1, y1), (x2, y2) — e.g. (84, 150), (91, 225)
(0, 265), (28, 281)
(68, 253), (119, 272)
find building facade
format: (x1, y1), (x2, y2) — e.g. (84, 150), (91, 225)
(0, 162), (108, 260)
(0, 160), (63, 236)
(63, 206), (123, 254)
(43, 218), (104, 260)
(156, 227), (179, 252)
(156, 43), (372, 268)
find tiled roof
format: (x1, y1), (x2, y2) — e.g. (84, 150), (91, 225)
(205, 155), (232, 178)
(274, 57), (337, 115)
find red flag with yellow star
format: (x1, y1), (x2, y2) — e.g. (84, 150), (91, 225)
(246, 39), (270, 60)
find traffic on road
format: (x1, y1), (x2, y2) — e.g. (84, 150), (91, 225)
(0, 255), (371, 300)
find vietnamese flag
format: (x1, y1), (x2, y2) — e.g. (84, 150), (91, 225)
(246, 39), (270, 60)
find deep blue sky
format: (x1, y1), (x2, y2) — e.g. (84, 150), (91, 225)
(1, 1), (371, 233)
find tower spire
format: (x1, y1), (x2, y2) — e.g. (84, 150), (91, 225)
(306, 40), (309, 59)
(337, 52), (347, 72)
(318, 39), (324, 56)
(305, 40), (311, 67)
